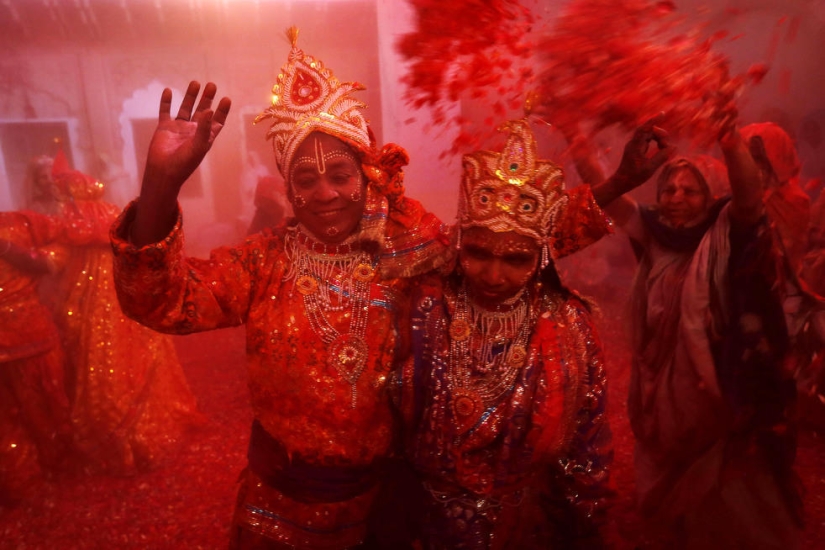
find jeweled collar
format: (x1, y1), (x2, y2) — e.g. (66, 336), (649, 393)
(292, 224), (364, 255)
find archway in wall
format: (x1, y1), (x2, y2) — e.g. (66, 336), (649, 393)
(119, 81), (209, 208)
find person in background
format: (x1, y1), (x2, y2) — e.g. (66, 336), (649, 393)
(802, 187), (825, 297)
(596, 112), (803, 547)
(741, 122), (811, 274)
(0, 210), (72, 506)
(794, 188), (825, 430)
(238, 151), (282, 236)
(109, 27), (448, 549)
(29, 153), (201, 476)
(743, 123), (825, 437)
(246, 174), (289, 235)
(23, 155), (57, 213)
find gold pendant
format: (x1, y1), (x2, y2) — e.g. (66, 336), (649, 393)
(353, 263), (375, 282)
(450, 319), (471, 342)
(451, 388), (482, 435)
(509, 345), (527, 367)
(296, 275), (318, 295)
(329, 334), (368, 385)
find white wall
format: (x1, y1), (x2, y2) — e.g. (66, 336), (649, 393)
(375, 0), (462, 224)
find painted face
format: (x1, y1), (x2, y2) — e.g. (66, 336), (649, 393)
(31, 162), (56, 202)
(657, 168), (709, 228)
(288, 132), (366, 244)
(459, 226), (540, 309)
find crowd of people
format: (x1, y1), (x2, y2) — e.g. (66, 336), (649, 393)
(2, 25), (824, 550)
(2, 151), (202, 504)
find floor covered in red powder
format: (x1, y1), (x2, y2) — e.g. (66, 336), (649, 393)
(2, 306), (824, 549)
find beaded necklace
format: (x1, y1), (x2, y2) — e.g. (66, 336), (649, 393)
(287, 227), (376, 407)
(447, 285), (535, 434)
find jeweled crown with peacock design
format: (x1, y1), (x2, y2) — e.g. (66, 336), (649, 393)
(255, 26), (372, 176)
(459, 119), (566, 243)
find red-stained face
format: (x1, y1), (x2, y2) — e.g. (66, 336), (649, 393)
(459, 226), (540, 309)
(657, 168), (709, 228)
(32, 163), (56, 202)
(288, 132), (366, 244)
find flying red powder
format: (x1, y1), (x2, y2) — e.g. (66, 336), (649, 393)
(397, 0), (768, 152)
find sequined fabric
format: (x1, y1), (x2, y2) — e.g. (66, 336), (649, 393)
(457, 119), (614, 254)
(0, 212), (63, 362)
(447, 184), (612, 267)
(397, 274), (612, 549)
(458, 119), (566, 243)
(0, 211), (70, 501)
(46, 196), (200, 476)
(546, 185), (613, 260)
(110, 199), (447, 548)
(255, 26), (371, 177)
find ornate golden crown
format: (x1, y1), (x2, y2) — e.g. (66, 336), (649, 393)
(458, 119), (566, 242)
(255, 27), (372, 175)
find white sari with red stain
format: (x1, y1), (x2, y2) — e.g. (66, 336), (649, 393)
(628, 204), (800, 550)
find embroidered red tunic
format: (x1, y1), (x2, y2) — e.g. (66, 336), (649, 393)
(111, 197), (449, 547)
(396, 274), (612, 549)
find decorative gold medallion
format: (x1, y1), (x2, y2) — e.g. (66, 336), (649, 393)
(509, 345), (527, 367)
(296, 275), (318, 295)
(353, 263), (375, 282)
(449, 319), (471, 342)
(451, 389), (482, 434)
(329, 334), (368, 384)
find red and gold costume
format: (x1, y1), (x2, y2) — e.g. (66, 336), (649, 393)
(43, 165), (200, 476)
(0, 210), (70, 502)
(396, 120), (612, 549)
(112, 28), (449, 549)
(399, 277), (610, 549)
(113, 207), (444, 547)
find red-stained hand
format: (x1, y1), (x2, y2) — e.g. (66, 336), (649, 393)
(142, 81), (232, 196)
(708, 78), (740, 144)
(131, 81), (232, 246)
(613, 114), (675, 191)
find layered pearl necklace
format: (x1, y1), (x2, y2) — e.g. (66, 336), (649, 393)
(287, 228), (376, 407)
(447, 285), (535, 434)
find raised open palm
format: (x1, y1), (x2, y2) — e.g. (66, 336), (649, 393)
(131, 81), (231, 246)
(144, 81), (232, 193)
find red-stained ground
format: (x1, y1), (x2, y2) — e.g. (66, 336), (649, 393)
(2, 295), (824, 549)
